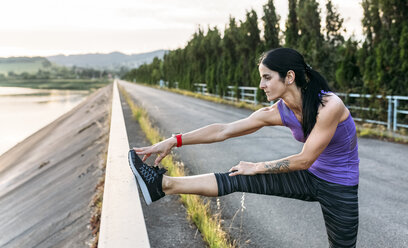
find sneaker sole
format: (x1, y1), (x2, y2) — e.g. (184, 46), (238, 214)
(128, 150), (152, 205)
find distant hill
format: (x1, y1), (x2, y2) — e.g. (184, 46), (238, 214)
(0, 57), (52, 75)
(47, 50), (167, 70)
(0, 50), (166, 76)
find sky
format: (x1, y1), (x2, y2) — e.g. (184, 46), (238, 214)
(0, 0), (363, 58)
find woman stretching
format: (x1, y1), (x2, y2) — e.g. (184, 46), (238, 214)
(128, 48), (359, 248)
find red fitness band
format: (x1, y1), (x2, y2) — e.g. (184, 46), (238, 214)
(175, 134), (182, 147)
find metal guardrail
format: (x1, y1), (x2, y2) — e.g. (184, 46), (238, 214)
(335, 93), (393, 128)
(193, 83), (408, 131)
(335, 93), (408, 131)
(195, 83), (266, 106)
(393, 96), (408, 130)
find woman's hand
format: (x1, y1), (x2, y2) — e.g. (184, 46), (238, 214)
(133, 138), (177, 165)
(228, 161), (259, 176)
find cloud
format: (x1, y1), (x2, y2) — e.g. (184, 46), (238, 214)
(0, 0), (363, 56)
(0, 28), (193, 57)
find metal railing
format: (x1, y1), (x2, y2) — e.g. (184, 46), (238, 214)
(393, 96), (408, 130)
(193, 83), (408, 132)
(335, 93), (408, 131)
(335, 93), (392, 128)
(194, 83), (267, 106)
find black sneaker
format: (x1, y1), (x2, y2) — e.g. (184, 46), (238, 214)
(128, 149), (167, 205)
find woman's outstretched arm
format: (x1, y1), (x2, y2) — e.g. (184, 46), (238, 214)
(134, 103), (282, 165)
(229, 96), (347, 176)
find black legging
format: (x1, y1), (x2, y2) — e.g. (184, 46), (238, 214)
(214, 170), (359, 248)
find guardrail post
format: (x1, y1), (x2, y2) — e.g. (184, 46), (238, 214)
(393, 98), (399, 131)
(387, 97), (393, 130)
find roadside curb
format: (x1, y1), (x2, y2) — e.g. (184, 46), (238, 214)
(99, 80), (150, 247)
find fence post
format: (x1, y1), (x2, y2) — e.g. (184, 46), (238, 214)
(393, 98), (398, 131)
(254, 88), (258, 105)
(387, 97), (393, 130)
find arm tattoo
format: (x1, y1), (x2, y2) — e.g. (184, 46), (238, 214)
(264, 159), (291, 173)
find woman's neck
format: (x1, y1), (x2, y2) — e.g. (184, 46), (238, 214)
(281, 87), (303, 115)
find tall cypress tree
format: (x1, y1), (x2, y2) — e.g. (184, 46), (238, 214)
(335, 38), (362, 91)
(296, 0), (325, 70)
(203, 26), (221, 94)
(358, 0), (382, 92)
(399, 22), (408, 95)
(285, 0), (299, 48)
(239, 9), (261, 86)
(325, 0), (345, 47)
(324, 0), (346, 85)
(377, 0), (408, 95)
(262, 0), (280, 50)
(222, 16), (240, 85)
(359, 0), (408, 95)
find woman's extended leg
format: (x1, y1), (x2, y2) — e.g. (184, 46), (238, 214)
(162, 170), (319, 201)
(162, 173), (218, 196)
(214, 170), (318, 201)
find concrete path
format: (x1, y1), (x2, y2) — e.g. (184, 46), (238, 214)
(120, 81), (408, 248)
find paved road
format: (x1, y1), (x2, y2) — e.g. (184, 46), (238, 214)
(120, 81), (408, 248)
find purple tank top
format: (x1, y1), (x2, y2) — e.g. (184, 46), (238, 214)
(277, 99), (359, 186)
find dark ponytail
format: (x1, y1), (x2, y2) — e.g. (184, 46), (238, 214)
(259, 48), (331, 138)
(301, 67), (330, 137)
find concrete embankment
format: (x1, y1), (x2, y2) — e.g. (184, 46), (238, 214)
(0, 84), (112, 247)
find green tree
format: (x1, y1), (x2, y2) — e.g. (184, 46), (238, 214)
(284, 0), (299, 48)
(399, 22), (408, 94)
(222, 16), (240, 85)
(324, 0), (346, 85)
(239, 9), (262, 86)
(202, 26), (222, 93)
(358, 0), (382, 92)
(358, 0), (408, 95)
(325, 0), (345, 47)
(335, 38), (362, 91)
(262, 0), (280, 50)
(296, 0), (325, 70)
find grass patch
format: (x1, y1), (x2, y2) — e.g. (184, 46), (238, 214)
(0, 78), (111, 91)
(119, 86), (233, 248)
(356, 123), (408, 144)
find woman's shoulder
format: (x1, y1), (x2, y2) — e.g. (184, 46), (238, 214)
(319, 93), (349, 123)
(321, 92), (344, 108)
(251, 101), (284, 126)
